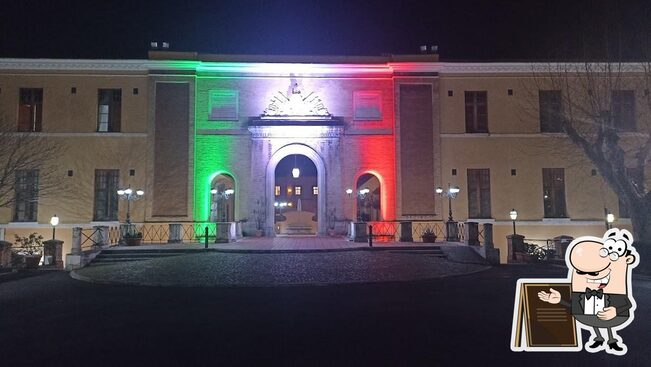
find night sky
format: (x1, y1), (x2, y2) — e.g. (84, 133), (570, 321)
(1, 0), (650, 60)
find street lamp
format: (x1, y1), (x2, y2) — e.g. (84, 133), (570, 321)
(436, 183), (461, 241)
(435, 183), (460, 221)
(509, 209), (518, 235)
(50, 214), (59, 240)
(117, 186), (144, 224)
(606, 213), (615, 229)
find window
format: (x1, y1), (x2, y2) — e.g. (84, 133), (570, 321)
(543, 168), (566, 218)
(612, 90), (635, 131)
(467, 169), (491, 218)
(97, 89), (121, 132)
(93, 169), (119, 221)
(287, 187), (293, 195)
(295, 186), (302, 196)
(275, 185), (281, 196)
(18, 88), (43, 132)
(209, 89), (239, 120)
(312, 186), (318, 195)
(353, 91), (382, 120)
(619, 167), (644, 218)
(14, 170), (39, 222)
(539, 90), (563, 132)
(464, 91), (488, 133)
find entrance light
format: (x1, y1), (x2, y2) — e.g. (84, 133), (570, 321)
(292, 154), (300, 178)
(50, 214), (59, 240)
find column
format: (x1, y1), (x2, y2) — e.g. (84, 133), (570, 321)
(168, 223), (182, 243)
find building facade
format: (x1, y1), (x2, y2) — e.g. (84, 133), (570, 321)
(0, 52), (647, 263)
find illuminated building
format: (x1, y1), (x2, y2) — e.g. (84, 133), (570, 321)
(0, 51), (644, 263)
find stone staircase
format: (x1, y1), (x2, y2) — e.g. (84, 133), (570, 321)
(87, 248), (199, 267)
(386, 246), (447, 258)
(283, 224), (315, 235)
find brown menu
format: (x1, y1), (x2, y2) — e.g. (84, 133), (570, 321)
(512, 283), (577, 348)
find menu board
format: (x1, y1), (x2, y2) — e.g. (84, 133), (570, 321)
(511, 281), (579, 350)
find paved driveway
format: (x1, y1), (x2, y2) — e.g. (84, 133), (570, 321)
(0, 265), (648, 366)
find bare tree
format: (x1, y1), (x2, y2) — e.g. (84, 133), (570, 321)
(0, 117), (64, 214)
(528, 62), (651, 246)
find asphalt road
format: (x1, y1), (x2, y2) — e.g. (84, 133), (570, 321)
(0, 265), (648, 366)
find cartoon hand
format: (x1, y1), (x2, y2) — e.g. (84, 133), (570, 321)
(538, 288), (561, 304)
(597, 307), (617, 321)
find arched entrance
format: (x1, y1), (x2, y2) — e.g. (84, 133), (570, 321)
(356, 173), (381, 221)
(266, 144), (327, 236)
(210, 173), (235, 222)
(274, 154), (318, 235)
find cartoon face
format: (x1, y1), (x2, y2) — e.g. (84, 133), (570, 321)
(569, 229), (636, 294)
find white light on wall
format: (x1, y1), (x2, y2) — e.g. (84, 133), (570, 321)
(606, 213), (615, 223)
(292, 154), (300, 178)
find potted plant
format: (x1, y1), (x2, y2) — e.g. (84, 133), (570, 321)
(13, 233), (44, 269)
(421, 228), (437, 243)
(123, 231), (143, 246)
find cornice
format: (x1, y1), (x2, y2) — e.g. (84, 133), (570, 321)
(0, 58), (149, 72)
(1, 58), (649, 77)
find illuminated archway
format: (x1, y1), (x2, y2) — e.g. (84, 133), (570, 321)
(266, 144), (326, 235)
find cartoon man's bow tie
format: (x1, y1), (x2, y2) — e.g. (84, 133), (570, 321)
(584, 288), (604, 300)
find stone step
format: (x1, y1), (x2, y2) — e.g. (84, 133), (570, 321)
(87, 249), (195, 267)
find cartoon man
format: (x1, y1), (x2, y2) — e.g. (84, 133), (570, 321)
(538, 228), (639, 355)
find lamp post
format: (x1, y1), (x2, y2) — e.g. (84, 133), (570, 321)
(436, 183), (460, 221)
(606, 212), (615, 230)
(509, 209), (518, 235)
(117, 186), (144, 224)
(50, 214), (59, 240)
(436, 183), (460, 241)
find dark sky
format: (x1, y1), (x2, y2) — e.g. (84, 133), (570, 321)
(1, 0), (650, 60)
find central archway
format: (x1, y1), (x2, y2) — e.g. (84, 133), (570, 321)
(266, 144), (327, 236)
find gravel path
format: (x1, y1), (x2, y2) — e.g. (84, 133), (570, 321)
(73, 250), (489, 287)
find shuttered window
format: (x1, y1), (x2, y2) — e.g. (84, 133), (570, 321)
(539, 90), (563, 132)
(543, 168), (567, 218)
(14, 170), (39, 222)
(465, 91), (488, 133)
(18, 88), (43, 132)
(612, 90), (635, 131)
(93, 169), (119, 221)
(97, 89), (122, 132)
(467, 169), (491, 218)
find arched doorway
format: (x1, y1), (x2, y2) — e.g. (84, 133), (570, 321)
(356, 173), (381, 221)
(274, 154), (318, 235)
(266, 144), (327, 236)
(210, 174), (235, 222)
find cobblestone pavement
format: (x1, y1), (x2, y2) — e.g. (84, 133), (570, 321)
(73, 250), (489, 286)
